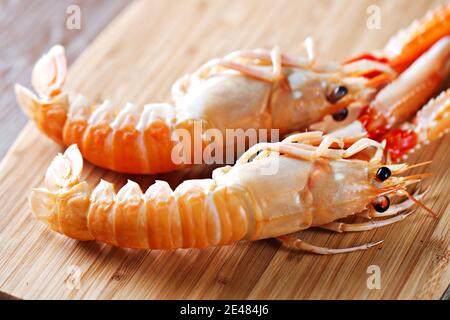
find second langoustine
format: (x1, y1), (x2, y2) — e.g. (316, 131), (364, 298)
(31, 131), (436, 254)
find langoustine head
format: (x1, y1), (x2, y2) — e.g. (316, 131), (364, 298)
(219, 131), (436, 235)
(174, 45), (395, 135)
(270, 60), (391, 133)
(255, 48), (396, 134)
(304, 139), (437, 225)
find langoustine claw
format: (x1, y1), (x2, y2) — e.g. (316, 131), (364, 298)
(313, 4), (450, 162)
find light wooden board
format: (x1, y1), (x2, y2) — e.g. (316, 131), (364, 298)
(0, 0), (449, 300)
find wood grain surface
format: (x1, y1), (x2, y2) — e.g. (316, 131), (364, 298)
(0, 0), (449, 300)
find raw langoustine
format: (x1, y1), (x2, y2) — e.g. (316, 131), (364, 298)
(31, 132), (435, 254)
(15, 40), (391, 174)
(15, 4), (450, 173)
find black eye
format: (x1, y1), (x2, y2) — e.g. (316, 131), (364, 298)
(326, 86), (348, 104)
(376, 167), (391, 181)
(332, 108), (348, 121)
(373, 196), (390, 212)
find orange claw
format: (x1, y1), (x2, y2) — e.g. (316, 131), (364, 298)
(414, 88), (450, 146)
(384, 4), (450, 73)
(383, 128), (418, 163)
(357, 107), (418, 163)
(346, 4), (450, 75)
(359, 88), (450, 163)
(343, 53), (389, 65)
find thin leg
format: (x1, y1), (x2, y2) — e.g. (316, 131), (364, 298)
(198, 47), (284, 83)
(283, 131), (323, 143)
(370, 140), (386, 163)
(254, 131), (323, 161)
(319, 211), (413, 233)
(236, 129), (387, 166)
(314, 136), (344, 157)
(284, 132), (377, 160)
(236, 142), (278, 165)
(237, 142), (319, 165)
(194, 58), (273, 82)
(216, 60), (274, 82)
(278, 234), (383, 255)
(196, 46), (317, 83)
(223, 48), (313, 70)
(270, 46), (282, 80)
(343, 138), (382, 158)
(224, 49), (272, 63)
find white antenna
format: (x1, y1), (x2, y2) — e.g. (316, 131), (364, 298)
(304, 36), (315, 62)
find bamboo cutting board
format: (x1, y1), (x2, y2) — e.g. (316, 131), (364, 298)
(0, 0), (449, 300)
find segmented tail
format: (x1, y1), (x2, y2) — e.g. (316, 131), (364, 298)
(15, 45), (68, 144)
(15, 83), (68, 144)
(15, 46), (198, 174)
(31, 145), (93, 240)
(31, 145), (254, 249)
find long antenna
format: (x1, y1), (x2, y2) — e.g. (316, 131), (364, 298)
(403, 189), (437, 219)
